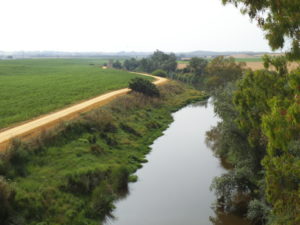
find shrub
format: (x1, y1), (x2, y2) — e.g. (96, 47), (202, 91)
(63, 169), (107, 194)
(129, 175), (138, 183)
(0, 156), (8, 176)
(0, 177), (15, 224)
(88, 182), (115, 220)
(158, 82), (185, 98)
(100, 133), (118, 146)
(247, 199), (270, 224)
(120, 123), (141, 137)
(87, 135), (97, 144)
(146, 121), (161, 129)
(84, 110), (117, 133)
(90, 144), (105, 155)
(7, 139), (30, 177)
(152, 69), (167, 77)
(128, 78), (160, 97)
(110, 166), (129, 194)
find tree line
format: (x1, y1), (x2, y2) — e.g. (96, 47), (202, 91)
(207, 1), (300, 224)
(110, 50), (177, 76)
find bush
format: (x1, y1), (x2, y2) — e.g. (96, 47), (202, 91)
(63, 169), (107, 194)
(110, 166), (129, 194)
(129, 78), (160, 97)
(0, 177), (15, 224)
(120, 123), (141, 136)
(84, 110), (116, 133)
(90, 144), (105, 155)
(88, 182), (115, 220)
(247, 199), (270, 224)
(152, 69), (167, 77)
(7, 139), (30, 177)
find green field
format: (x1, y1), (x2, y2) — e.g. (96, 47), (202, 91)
(177, 60), (190, 64)
(0, 58), (151, 129)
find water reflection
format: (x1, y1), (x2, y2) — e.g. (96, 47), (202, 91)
(107, 100), (248, 225)
(190, 99), (209, 107)
(209, 207), (251, 225)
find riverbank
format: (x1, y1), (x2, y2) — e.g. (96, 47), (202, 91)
(0, 81), (206, 225)
(109, 99), (250, 225)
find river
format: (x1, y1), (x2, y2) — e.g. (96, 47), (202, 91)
(106, 100), (250, 225)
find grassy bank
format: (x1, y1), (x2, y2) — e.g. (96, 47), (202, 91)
(0, 82), (206, 225)
(0, 58), (152, 129)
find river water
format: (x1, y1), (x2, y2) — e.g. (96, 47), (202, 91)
(106, 100), (250, 225)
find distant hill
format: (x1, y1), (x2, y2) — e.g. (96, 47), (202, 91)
(177, 50), (269, 58)
(0, 50), (274, 59)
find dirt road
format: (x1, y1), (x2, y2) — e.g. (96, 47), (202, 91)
(0, 73), (168, 151)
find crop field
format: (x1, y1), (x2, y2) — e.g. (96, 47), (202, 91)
(177, 60), (189, 64)
(0, 58), (151, 129)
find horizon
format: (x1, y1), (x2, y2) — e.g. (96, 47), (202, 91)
(0, 49), (273, 54)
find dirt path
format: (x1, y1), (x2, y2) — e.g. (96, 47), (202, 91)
(0, 73), (168, 151)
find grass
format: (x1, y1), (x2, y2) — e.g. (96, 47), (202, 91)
(0, 58), (152, 129)
(177, 60), (190, 64)
(0, 82), (207, 225)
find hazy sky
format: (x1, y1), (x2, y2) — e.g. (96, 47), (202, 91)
(0, 0), (274, 52)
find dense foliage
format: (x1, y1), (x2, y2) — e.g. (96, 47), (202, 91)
(207, 2), (300, 223)
(175, 56), (245, 91)
(114, 50), (177, 75)
(129, 78), (160, 97)
(206, 55), (300, 225)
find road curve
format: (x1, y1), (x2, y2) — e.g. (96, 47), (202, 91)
(0, 72), (168, 151)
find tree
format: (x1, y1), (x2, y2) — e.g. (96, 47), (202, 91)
(261, 69), (300, 225)
(221, 0), (300, 59)
(188, 57), (208, 76)
(232, 56), (300, 225)
(128, 78), (160, 97)
(138, 58), (155, 73)
(204, 56), (245, 90)
(112, 60), (122, 69)
(150, 50), (177, 73)
(136, 50), (177, 74)
(123, 58), (139, 71)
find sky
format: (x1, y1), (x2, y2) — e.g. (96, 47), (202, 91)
(0, 0), (274, 52)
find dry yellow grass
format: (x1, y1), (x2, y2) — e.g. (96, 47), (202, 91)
(177, 62), (299, 71)
(177, 63), (188, 69)
(245, 62), (299, 71)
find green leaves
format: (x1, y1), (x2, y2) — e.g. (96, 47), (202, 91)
(129, 78), (160, 97)
(222, 0), (300, 59)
